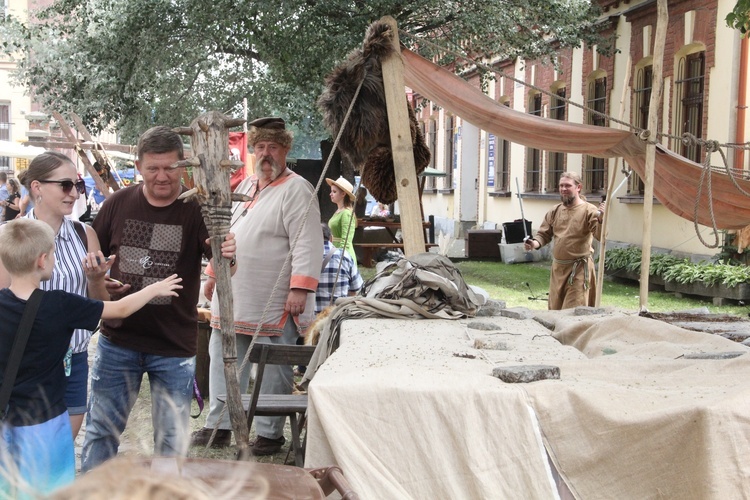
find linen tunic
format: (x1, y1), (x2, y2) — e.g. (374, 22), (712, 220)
(210, 172), (322, 336)
(532, 202), (602, 310)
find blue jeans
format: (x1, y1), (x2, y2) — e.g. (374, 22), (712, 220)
(81, 336), (195, 472)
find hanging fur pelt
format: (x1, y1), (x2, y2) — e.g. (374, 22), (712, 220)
(318, 21), (430, 204)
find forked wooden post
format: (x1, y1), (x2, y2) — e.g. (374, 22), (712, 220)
(379, 15), (426, 256)
(70, 112), (121, 193)
(174, 111), (250, 457)
(51, 111), (111, 199)
(639, 0), (668, 312)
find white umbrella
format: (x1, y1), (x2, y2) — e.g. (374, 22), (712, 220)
(0, 140), (46, 160)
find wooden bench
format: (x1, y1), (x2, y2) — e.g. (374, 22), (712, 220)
(355, 243), (439, 267)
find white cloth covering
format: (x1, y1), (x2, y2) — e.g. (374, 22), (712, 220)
(305, 313), (750, 498)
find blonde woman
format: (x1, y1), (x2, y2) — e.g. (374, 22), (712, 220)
(325, 176), (357, 268)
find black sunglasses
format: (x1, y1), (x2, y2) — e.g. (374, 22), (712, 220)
(38, 179), (86, 195)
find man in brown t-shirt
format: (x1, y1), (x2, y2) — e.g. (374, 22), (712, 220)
(81, 126), (236, 471)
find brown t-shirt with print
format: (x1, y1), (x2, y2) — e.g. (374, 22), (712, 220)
(93, 184), (211, 357)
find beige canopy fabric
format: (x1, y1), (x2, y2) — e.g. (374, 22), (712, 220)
(401, 48), (750, 230)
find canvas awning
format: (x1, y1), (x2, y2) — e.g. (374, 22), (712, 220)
(0, 140), (46, 160)
(401, 48), (750, 230)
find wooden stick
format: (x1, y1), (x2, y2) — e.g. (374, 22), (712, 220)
(70, 112), (121, 193)
(51, 111), (111, 199)
(595, 56), (631, 307)
(640, 0), (668, 312)
(379, 15), (426, 256)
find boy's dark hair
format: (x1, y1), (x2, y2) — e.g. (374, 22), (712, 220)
(18, 152), (74, 190)
(0, 172), (6, 183)
(0, 219), (55, 274)
(137, 126), (184, 161)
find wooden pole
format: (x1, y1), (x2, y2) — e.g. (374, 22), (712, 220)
(51, 111), (112, 199)
(595, 57), (631, 307)
(70, 112), (121, 193)
(175, 111), (250, 457)
(639, 0), (668, 312)
(379, 15), (426, 256)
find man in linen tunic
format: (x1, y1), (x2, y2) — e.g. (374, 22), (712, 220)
(525, 172), (605, 310)
(193, 117), (322, 455)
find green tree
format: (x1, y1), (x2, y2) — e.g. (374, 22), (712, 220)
(726, 0), (750, 36)
(1, 0), (606, 143)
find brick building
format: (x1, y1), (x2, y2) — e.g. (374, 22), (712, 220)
(415, 0), (749, 258)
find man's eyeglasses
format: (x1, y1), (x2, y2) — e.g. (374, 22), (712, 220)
(38, 179), (86, 195)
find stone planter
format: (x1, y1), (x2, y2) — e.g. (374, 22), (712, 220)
(606, 268), (666, 289)
(664, 280), (750, 301)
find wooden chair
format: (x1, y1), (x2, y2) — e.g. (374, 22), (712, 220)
(218, 343), (316, 467)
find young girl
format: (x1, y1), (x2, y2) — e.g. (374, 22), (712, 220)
(325, 177), (357, 268)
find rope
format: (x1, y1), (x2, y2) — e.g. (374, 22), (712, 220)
(204, 72), (367, 452)
(399, 28), (750, 156)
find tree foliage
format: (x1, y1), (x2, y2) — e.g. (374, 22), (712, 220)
(1, 0), (606, 145)
(726, 0), (750, 36)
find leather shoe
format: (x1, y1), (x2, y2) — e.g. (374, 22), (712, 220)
(190, 427), (232, 448)
(250, 435), (285, 455)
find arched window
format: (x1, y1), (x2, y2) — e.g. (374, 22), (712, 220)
(674, 48), (705, 163)
(489, 99), (511, 192)
(525, 92), (542, 192)
(585, 72), (607, 192)
(547, 85), (567, 192)
(630, 60), (653, 195)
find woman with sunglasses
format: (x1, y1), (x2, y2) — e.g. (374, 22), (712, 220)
(4, 152), (112, 439)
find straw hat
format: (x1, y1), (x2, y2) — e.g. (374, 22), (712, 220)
(326, 177), (356, 201)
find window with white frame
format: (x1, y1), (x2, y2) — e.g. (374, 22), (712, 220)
(525, 92), (542, 192)
(547, 86), (567, 191)
(443, 114), (454, 190)
(630, 63), (652, 194)
(488, 100), (510, 193)
(674, 51), (705, 164)
(0, 103), (10, 170)
(585, 75), (607, 192)
(425, 119), (437, 190)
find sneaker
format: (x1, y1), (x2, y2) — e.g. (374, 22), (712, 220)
(190, 427), (232, 448)
(250, 435), (285, 456)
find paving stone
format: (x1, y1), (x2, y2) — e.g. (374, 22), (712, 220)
(743, 338), (750, 347)
(476, 299), (506, 317)
(574, 306), (606, 316)
(474, 338), (510, 350)
(499, 307), (532, 320)
(492, 364), (560, 383)
(466, 321), (503, 331)
(683, 351), (747, 360)
(532, 316), (556, 331)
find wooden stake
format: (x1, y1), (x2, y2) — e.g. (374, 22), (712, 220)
(51, 111), (111, 199)
(639, 0), (668, 312)
(70, 112), (121, 193)
(379, 15), (426, 256)
(595, 56), (631, 307)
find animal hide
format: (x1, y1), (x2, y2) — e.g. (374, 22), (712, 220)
(318, 20), (430, 204)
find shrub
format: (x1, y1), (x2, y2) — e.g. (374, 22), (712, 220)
(604, 246), (750, 287)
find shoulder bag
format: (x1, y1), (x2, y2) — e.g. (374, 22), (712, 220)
(0, 289), (44, 421)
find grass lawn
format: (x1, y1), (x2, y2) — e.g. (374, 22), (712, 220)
(360, 259), (749, 315)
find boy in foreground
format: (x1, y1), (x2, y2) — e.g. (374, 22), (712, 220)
(0, 218), (182, 498)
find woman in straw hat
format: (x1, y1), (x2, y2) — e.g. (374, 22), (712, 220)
(325, 177), (357, 268)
